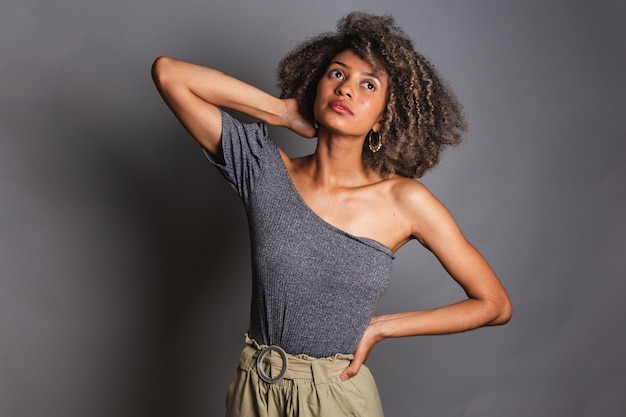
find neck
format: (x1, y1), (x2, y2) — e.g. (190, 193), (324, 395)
(307, 130), (377, 188)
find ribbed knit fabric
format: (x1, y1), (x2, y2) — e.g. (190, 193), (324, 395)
(204, 110), (394, 358)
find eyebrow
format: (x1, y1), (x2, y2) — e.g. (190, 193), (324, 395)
(331, 60), (380, 80)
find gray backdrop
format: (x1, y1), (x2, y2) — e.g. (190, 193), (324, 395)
(1, 0), (625, 416)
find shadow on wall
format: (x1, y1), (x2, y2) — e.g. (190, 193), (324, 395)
(2, 81), (251, 417)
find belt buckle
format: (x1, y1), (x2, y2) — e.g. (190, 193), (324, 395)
(256, 345), (288, 383)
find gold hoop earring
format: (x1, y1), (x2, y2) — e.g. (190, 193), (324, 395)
(368, 130), (382, 152)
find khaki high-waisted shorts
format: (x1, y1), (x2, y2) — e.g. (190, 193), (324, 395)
(225, 335), (384, 417)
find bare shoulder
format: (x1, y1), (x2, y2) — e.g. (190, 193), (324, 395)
(385, 176), (456, 246)
(386, 176), (440, 211)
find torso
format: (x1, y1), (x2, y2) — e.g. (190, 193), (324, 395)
(281, 151), (424, 253)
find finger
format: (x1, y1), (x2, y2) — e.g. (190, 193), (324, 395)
(340, 359), (363, 381)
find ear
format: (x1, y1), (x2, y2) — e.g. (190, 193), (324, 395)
(373, 110), (386, 133)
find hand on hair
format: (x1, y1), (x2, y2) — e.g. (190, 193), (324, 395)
(282, 98), (317, 139)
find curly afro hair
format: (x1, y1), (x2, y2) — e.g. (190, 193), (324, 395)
(277, 11), (467, 178)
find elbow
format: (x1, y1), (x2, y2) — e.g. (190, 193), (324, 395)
(151, 56), (175, 88)
(490, 296), (513, 326)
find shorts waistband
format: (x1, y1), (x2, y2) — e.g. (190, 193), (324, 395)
(239, 334), (353, 384)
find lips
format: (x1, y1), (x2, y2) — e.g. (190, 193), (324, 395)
(329, 100), (353, 115)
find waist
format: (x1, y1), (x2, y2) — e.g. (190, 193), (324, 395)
(239, 334), (354, 383)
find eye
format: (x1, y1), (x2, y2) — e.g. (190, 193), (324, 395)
(330, 69), (343, 79)
(363, 81), (376, 91)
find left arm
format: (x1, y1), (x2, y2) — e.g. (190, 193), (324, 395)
(341, 182), (512, 380)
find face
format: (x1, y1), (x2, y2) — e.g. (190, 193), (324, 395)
(314, 49), (389, 137)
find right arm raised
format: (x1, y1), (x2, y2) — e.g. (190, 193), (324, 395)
(151, 56), (313, 158)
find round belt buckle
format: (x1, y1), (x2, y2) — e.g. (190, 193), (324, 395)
(256, 345), (288, 383)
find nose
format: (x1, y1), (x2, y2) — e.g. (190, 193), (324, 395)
(336, 81), (353, 99)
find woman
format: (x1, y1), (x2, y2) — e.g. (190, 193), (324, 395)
(152, 11), (511, 417)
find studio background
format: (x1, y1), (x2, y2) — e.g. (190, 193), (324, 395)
(1, 0), (624, 416)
